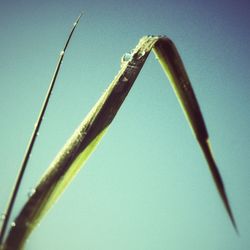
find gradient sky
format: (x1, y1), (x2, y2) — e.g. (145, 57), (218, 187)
(0, 0), (250, 249)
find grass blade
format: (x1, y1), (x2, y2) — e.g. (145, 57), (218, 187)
(2, 35), (155, 250)
(153, 39), (238, 232)
(0, 13), (83, 248)
(2, 35), (237, 249)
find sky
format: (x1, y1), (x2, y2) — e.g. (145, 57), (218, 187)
(0, 0), (250, 249)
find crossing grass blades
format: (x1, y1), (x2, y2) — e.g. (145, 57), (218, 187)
(0, 14), (238, 250)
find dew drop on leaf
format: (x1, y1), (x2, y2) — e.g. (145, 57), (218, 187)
(0, 213), (6, 221)
(122, 76), (128, 82)
(138, 50), (146, 58)
(27, 188), (36, 198)
(121, 52), (132, 66)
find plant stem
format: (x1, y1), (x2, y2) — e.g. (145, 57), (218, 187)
(0, 12), (83, 247)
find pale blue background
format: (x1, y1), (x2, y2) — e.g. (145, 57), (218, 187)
(0, 0), (249, 249)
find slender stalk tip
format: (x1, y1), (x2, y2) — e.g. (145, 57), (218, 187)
(0, 12), (83, 248)
(77, 12), (84, 22)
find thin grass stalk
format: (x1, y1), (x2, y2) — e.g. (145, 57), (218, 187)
(2, 35), (237, 250)
(0, 13), (83, 247)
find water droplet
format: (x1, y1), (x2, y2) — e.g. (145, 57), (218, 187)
(27, 188), (36, 198)
(122, 76), (128, 82)
(11, 221), (16, 227)
(1, 213), (6, 221)
(121, 52), (132, 66)
(60, 50), (65, 56)
(36, 132), (39, 136)
(139, 50), (146, 58)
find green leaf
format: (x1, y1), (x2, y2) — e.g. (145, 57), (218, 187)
(2, 35), (237, 250)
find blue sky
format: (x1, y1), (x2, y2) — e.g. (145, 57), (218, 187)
(0, 0), (250, 249)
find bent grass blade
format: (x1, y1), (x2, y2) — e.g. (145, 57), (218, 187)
(2, 36), (237, 250)
(153, 40), (238, 233)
